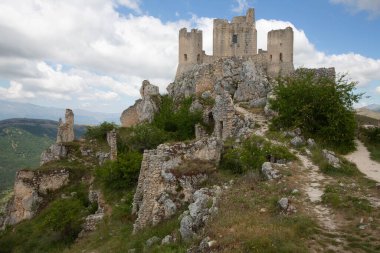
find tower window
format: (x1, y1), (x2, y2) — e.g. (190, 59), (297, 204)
(232, 34), (238, 44)
(197, 54), (201, 64)
(184, 54), (188, 61)
(280, 53), (283, 62)
(270, 55), (272, 62)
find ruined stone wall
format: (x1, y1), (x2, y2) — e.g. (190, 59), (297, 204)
(213, 9), (257, 58)
(1, 169), (69, 228)
(212, 91), (235, 140)
(267, 27), (294, 76)
(56, 109), (75, 143)
(132, 137), (222, 232)
(294, 67), (336, 81)
(107, 129), (117, 161)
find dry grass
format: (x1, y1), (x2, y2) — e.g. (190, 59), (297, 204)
(204, 170), (318, 253)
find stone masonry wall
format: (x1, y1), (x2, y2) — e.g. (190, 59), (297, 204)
(132, 137), (223, 233)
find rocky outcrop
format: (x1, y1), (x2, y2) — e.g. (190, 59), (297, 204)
(57, 109), (75, 143)
(168, 58), (270, 104)
(179, 186), (222, 241)
(120, 80), (160, 127)
(132, 137), (223, 233)
(40, 143), (68, 165)
(1, 169), (69, 229)
(322, 149), (341, 168)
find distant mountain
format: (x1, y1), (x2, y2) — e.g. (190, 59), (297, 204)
(0, 100), (120, 125)
(0, 118), (86, 192)
(364, 104), (380, 112)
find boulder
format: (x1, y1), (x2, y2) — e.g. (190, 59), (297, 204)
(290, 136), (304, 147)
(261, 162), (281, 180)
(40, 143), (68, 165)
(322, 149), (341, 168)
(146, 236), (161, 247)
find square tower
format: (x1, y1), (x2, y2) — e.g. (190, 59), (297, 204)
(213, 8), (257, 58)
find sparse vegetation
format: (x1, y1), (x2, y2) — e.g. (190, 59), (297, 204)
(270, 72), (362, 154)
(0, 183), (94, 253)
(85, 122), (118, 142)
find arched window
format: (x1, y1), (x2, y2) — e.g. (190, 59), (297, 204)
(280, 53), (283, 62)
(197, 54), (201, 64)
(184, 54), (188, 61)
(270, 55), (272, 62)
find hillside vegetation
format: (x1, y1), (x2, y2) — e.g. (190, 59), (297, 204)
(2, 73), (379, 253)
(0, 119), (86, 192)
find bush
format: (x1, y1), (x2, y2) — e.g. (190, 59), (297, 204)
(85, 122), (117, 142)
(119, 124), (170, 152)
(270, 72), (362, 153)
(220, 136), (296, 174)
(96, 151), (143, 191)
(152, 95), (202, 141)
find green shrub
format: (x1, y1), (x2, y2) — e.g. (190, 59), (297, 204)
(270, 71), (362, 153)
(152, 95), (202, 141)
(96, 151), (143, 191)
(85, 122), (117, 142)
(119, 124), (170, 152)
(220, 136), (296, 174)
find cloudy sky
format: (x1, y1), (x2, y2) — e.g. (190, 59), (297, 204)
(0, 0), (379, 113)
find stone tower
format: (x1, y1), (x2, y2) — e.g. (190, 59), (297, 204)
(176, 28), (203, 78)
(57, 109), (75, 143)
(267, 27), (294, 76)
(213, 8), (257, 58)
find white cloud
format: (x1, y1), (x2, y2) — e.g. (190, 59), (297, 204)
(0, 81), (35, 99)
(331, 0), (380, 17)
(0, 0), (379, 113)
(232, 0), (249, 13)
(376, 86), (380, 94)
(116, 0), (142, 13)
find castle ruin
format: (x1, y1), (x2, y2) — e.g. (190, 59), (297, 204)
(176, 8), (294, 78)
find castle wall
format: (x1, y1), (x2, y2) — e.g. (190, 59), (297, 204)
(267, 27), (294, 76)
(213, 9), (257, 58)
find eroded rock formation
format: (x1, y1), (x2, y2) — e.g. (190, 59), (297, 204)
(57, 109), (75, 143)
(1, 169), (69, 229)
(120, 80), (160, 127)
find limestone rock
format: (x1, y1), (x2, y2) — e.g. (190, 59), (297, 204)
(120, 80), (160, 127)
(249, 97), (267, 108)
(278, 197), (289, 210)
(322, 149), (341, 168)
(1, 169), (69, 228)
(307, 138), (316, 148)
(262, 162), (281, 180)
(168, 58), (270, 103)
(40, 143), (68, 165)
(290, 136), (304, 147)
(57, 109), (75, 143)
(180, 215), (195, 242)
(161, 235), (174, 245)
(146, 236), (161, 247)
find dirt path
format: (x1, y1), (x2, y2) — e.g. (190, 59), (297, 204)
(345, 140), (380, 182)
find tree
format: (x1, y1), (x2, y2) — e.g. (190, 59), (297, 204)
(270, 71), (362, 153)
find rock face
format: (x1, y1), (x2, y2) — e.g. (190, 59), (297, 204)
(40, 143), (68, 165)
(57, 109), (75, 143)
(132, 137), (222, 233)
(262, 162), (281, 180)
(179, 186), (222, 242)
(168, 58), (270, 104)
(1, 169), (69, 228)
(120, 80), (160, 127)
